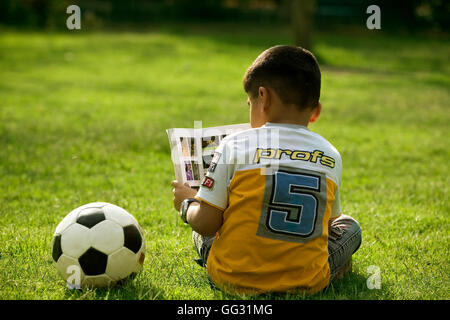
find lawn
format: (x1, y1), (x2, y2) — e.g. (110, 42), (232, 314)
(0, 23), (449, 300)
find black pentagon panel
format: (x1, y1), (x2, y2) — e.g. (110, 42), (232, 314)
(123, 225), (142, 254)
(79, 247), (108, 276)
(51, 234), (63, 262)
(76, 208), (105, 229)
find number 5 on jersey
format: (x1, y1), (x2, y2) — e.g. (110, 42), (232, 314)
(257, 169), (328, 243)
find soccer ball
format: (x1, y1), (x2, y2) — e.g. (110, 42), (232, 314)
(51, 202), (146, 288)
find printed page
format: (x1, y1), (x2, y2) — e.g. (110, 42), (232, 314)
(166, 123), (250, 187)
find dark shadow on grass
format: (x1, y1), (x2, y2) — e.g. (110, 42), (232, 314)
(147, 23), (448, 78)
(208, 271), (382, 300)
(63, 276), (167, 300)
(317, 272), (384, 300)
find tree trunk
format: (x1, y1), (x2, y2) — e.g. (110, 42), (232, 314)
(291, 0), (316, 50)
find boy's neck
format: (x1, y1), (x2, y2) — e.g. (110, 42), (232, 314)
(265, 102), (313, 128)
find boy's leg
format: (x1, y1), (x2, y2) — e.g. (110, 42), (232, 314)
(328, 215), (362, 283)
(192, 231), (215, 267)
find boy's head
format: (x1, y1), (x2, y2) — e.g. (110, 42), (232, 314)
(243, 45), (322, 127)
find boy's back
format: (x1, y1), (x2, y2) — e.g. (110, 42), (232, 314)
(172, 45), (361, 295)
(196, 122), (342, 293)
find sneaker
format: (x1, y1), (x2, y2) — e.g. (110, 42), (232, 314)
(333, 258), (352, 282)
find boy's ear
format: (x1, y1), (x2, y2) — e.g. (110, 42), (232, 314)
(258, 86), (271, 111)
(309, 102), (322, 124)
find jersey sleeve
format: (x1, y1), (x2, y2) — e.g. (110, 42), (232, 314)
(331, 188), (341, 219)
(330, 150), (342, 219)
(195, 138), (234, 210)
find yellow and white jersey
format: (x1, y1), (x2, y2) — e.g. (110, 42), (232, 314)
(196, 122), (342, 294)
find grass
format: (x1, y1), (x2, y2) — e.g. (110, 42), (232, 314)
(0, 23), (449, 300)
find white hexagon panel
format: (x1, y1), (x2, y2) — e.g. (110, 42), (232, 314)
(82, 274), (113, 288)
(60, 223), (91, 259)
(54, 254), (83, 280)
(89, 220), (124, 255)
(103, 203), (139, 227)
(106, 247), (140, 281)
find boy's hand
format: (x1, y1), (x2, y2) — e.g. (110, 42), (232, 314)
(171, 180), (198, 211)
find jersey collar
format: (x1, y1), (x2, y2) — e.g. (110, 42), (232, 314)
(264, 122), (310, 131)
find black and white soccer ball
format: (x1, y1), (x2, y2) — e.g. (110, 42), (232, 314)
(51, 202), (146, 288)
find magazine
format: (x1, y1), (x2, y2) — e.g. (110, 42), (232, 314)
(166, 123), (251, 187)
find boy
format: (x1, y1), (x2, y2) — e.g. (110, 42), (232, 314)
(172, 45), (361, 294)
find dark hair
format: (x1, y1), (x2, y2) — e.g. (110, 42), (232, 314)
(243, 45), (321, 110)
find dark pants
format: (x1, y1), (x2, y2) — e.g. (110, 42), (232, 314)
(192, 214), (362, 285)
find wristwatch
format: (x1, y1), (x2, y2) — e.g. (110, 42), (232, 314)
(179, 198), (200, 224)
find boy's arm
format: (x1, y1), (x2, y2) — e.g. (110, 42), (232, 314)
(172, 137), (231, 236)
(172, 180), (223, 236)
(186, 201), (223, 236)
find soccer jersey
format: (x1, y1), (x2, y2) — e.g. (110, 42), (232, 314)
(196, 122), (342, 294)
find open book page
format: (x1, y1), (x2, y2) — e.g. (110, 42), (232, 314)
(166, 123), (251, 187)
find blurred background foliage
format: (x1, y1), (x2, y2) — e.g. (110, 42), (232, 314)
(0, 0), (448, 33)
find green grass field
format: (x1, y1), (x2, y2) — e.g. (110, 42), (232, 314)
(0, 23), (449, 300)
